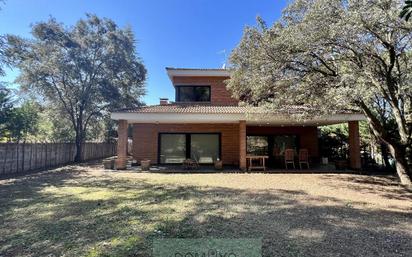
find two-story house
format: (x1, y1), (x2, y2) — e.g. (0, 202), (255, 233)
(111, 67), (364, 170)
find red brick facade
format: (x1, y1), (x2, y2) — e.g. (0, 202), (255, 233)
(115, 71), (361, 170)
(348, 121), (361, 169)
(132, 123), (319, 166)
(116, 120), (128, 169)
(132, 123), (240, 165)
(239, 121), (247, 170)
(172, 76), (238, 105)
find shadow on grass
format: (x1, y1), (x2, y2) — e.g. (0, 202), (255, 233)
(321, 173), (412, 202)
(0, 167), (411, 257)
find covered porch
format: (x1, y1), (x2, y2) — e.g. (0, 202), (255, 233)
(111, 107), (364, 171)
(239, 121), (362, 171)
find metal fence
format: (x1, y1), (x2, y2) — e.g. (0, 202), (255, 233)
(0, 142), (116, 175)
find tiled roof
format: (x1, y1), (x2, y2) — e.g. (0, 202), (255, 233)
(115, 104), (346, 115)
(118, 104), (248, 114)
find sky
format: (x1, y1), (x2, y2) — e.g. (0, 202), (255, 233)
(0, 0), (288, 105)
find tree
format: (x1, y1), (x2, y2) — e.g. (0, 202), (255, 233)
(7, 14), (146, 161)
(400, 0), (412, 21)
(228, 0), (412, 184)
(7, 100), (40, 142)
(0, 85), (13, 138)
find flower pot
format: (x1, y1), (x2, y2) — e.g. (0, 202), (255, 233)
(141, 160), (151, 171)
(103, 159), (114, 170)
(214, 160), (223, 170)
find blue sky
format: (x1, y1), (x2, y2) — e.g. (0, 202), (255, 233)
(0, 0), (288, 105)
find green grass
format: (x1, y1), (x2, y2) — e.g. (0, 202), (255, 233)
(0, 165), (411, 257)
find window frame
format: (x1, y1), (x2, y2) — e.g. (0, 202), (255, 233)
(158, 132), (221, 164)
(175, 85), (211, 102)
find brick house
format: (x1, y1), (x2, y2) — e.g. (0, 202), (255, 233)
(111, 67), (364, 170)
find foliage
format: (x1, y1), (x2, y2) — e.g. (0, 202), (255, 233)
(319, 124), (349, 160)
(6, 14), (146, 161)
(319, 122), (372, 161)
(400, 0), (412, 20)
(228, 0), (412, 184)
(0, 90), (114, 143)
(0, 85), (13, 137)
(1, 86), (40, 142)
(5, 100), (40, 142)
(0, 35), (6, 76)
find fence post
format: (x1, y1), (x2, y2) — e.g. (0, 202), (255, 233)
(21, 143), (25, 173)
(29, 143), (33, 171)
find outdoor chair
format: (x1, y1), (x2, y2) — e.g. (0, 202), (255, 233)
(284, 149), (295, 169)
(299, 149), (310, 169)
(182, 153), (200, 170)
(182, 159), (199, 170)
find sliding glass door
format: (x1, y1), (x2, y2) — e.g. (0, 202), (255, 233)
(159, 134), (186, 164)
(159, 133), (220, 164)
(191, 134), (220, 164)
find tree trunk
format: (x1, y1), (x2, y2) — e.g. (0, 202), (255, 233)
(380, 142), (392, 170)
(358, 101), (412, 185)
(74, 130), (84, 162)
(387, 143), (412, 185)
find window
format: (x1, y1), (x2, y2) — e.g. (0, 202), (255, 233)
(247, 136), (269, 156)
(191, 134), (220, 163)
(159, 134), (186, 164)
(176, 86), (211, 102)
(159, 133), (220, 164)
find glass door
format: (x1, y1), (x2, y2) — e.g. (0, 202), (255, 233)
(159, 134), (186, 164)
(190, 134), (220, 164)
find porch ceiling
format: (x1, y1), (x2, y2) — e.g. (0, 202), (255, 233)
(110, 112), (365, 126)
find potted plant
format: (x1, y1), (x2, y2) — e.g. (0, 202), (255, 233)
(140, 160), (151, 171)
(103, 158), (115, 169)
(214, 158), (223, 170)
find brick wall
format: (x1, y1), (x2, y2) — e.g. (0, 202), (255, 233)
(172, 76), (238, 105)
(132, 123), (240, 165)
(132, 124), (319, 166)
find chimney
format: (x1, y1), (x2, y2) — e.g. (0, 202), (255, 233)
(159, 98), (169, 105)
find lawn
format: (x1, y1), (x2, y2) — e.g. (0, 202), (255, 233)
(1, 164), (412, 257)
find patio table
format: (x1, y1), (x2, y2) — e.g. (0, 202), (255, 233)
(246, 155), (269, 171)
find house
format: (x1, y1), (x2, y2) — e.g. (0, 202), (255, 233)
(111, 67), (365, 170)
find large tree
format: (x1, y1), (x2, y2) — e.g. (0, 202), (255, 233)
(7, 14), (146, 161)
(228, 0), (412, 184)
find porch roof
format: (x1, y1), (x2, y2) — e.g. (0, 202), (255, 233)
(111, 104), (365, 126)
(166, 67), (230, 81)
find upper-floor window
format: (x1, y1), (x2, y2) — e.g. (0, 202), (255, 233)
(175, 86), (211, 102)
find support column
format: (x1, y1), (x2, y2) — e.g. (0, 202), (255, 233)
(348, 121), (361, 170)
(239, 120), (247, 171)
(116, 119), (128, 170)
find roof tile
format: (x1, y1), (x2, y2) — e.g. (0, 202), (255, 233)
(115, 104), (341, 115)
